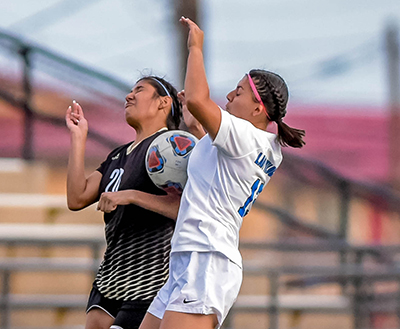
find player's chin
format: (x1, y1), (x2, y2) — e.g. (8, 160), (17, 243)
(125, 114), (136, 126)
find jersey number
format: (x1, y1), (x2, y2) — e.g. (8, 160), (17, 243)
(238, 179), (264, 217)
(105, 168), (124, 192)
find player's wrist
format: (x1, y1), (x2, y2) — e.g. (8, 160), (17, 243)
(188, 45), (203, 54)
(70, 130), (87, 142)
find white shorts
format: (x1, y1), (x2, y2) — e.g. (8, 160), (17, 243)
(147, 251), (242, 328)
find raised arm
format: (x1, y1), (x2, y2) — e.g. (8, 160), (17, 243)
(179, 17), (221, 140)
(66, 101), (102, 210)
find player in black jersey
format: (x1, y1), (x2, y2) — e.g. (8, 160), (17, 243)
(66, 76), (182, 329)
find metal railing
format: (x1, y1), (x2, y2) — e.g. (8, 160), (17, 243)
(224, 239), (400, 329)
(0, 28), (131, 160)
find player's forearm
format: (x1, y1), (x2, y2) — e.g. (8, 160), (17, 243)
(126, 190), (181, 221)
(185, 48), (210, 117)
(67, 134), (89, 209)
(184, 48), (221, 139)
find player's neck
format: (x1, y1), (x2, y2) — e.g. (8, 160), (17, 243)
(135, 125), (168, 145)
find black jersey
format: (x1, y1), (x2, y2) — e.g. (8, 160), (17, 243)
(94, 130), (175, 301)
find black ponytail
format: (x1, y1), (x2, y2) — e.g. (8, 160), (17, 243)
(249, 69), (305, 148)
(276, 120), (305, 148)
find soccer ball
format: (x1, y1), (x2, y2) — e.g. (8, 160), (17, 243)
(145, 130), (198, 193)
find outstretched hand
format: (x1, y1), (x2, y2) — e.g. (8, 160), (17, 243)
(65, 100), (88, 136)
(179, 16), (204, 51)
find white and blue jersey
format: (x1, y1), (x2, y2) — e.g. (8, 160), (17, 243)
(171, 108), (283, 267)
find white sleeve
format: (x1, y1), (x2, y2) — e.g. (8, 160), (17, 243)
(213, 107), (261, 158)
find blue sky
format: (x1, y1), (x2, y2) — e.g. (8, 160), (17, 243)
(0, 0), (400, 110)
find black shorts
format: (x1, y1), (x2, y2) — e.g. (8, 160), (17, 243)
(86, 284), (152, 329)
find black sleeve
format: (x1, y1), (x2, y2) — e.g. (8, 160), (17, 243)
(96, 158), (109, 175)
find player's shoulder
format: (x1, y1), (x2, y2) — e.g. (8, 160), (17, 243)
(107, 142), (132, 159)
(222, 109), (258, 133)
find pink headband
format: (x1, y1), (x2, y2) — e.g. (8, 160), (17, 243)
(247, 73), (270, 120)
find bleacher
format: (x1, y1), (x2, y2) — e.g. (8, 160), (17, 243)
(0, 159), (105, 328)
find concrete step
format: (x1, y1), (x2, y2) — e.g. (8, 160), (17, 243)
(0, 158), (48, 193)
(0, 223), (105, 258)
(0, 193), (102, 224)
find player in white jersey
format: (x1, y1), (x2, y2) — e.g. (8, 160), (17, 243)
(138, 17), (305, 329)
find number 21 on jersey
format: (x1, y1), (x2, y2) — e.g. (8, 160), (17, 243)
(238, 178), (264, 217)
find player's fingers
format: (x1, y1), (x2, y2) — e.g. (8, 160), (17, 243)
(72, 100), (80, 115)
(76, 102), (85, 118)
(66, 106), (74, 126)
(97, 194), (105, 211)
(69, 112), (80, 125)
(66, 106), (80, 126)
(99, 193), (114, 212)
(105, 198), (112, 210)
(66, 106), (72, 119)
(105, 203), (116, 213)
(177, 90), (186, 103)
(179, 16), (199, 30)
(72, 99), (78, 114)
(70, 100), (81, 119)
(179, 16), (189, 27)
(104, 199), (117, 213)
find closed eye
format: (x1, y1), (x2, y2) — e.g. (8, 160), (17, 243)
(133, 86), (144, 94)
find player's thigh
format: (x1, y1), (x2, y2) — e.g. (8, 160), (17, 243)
(86, 308), (114, 329)
(112, 302), (151, 329)
(160, 310), (217, 329)
(138, 312), (162, 329)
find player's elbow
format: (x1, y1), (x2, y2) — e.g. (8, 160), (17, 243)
(186, 97), (206, 114)
(67, 197), (87, 211)
(67, 202), (82, 211)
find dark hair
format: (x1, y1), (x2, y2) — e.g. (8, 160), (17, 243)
(137, 75), (182, 130)
(249, 69), (305, 148)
